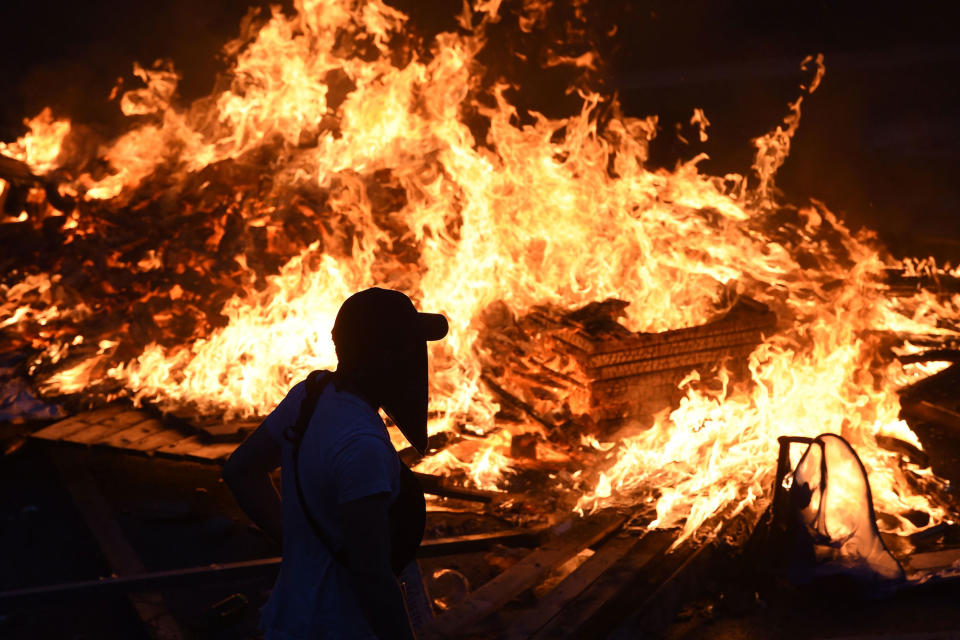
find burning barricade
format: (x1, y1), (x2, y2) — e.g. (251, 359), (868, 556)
(1, 0), (959, 635)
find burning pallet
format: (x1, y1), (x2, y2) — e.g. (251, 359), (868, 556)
(480, 296), (777, 431)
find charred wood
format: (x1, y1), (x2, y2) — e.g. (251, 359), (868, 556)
(478, 295), (775, 436)
(901, 400), (960, 435)
(425, 511), (626, 638)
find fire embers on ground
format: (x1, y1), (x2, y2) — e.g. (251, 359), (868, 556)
(2, 0), (960, 553)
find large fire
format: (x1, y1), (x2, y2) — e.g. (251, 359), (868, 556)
(2, 0), (958, 548)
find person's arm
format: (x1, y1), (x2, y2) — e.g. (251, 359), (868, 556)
(339, 493), (416, 640)
(221, 423), (283, 544)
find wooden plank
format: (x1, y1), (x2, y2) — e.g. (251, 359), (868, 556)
(182, 441), (239, 462)
(426, 512), (626, 638)
(126, 424), (191, 454)
(589, 342), (758, 381)
(49, 448), (184, 639)
(418, 527), (546, 558)
(529, 528), (676, 640)
(585, 326), (771, 370)
(607, 536), (730, 640)
(191, 420), (259, 443)
(901, 400), (960, 433)
(67, 410), (154, 445)
(899, 362), (960, 398)
(903, 547), (960, 572)
(31, 405), (127, 441)
(501, 532), (639, 640)
(153, 435), (207, 458)
(0, 557), (285, 608)
(414, 472), (505, 503)
(100, 417), (168, 449)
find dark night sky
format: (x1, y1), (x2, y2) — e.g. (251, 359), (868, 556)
(1, 0), (958, 260)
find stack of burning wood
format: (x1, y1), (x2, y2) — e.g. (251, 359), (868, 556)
(0, 154), (417, 400)
(477, 295), (777, 436)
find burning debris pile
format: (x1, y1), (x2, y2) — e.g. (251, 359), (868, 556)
(1, 0), (960, 555)
(478, 294), (776, 432)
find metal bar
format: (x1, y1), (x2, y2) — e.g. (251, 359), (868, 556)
(0, 527), (547, 609)
(417, 527), (546, 558)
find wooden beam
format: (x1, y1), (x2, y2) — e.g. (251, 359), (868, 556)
(100, 416), (168, 449)
(901, 400), (960, 433)
(0, 558), (284, 608)
(899, 363), (960, 399)
(48, 448), (184, 640)
(607, 536), (717, 639)
(527, 528), (676, 640)
(65, 410), (153, 446)
(501, 532), (639, 640)
(414, 472), (506, 504)
(903, 547), (960, 573)
(418, 527), (546, 558)
(425, 512), (627, 638)
(31, 405), (128, 442)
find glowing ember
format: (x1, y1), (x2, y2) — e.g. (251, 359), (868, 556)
(0, 107), (71, 175)
(1, 0), (958, 547)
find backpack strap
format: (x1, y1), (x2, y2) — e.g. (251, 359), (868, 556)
(285, 370), (348, 565)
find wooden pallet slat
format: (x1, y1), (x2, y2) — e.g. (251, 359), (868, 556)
(49, 448), (184, 639)
(501, 532), (639, 640)
(529, 528), (677, 640)
(31, 405), (128, 441)
(153, 435), (207, 458)
(426, 512), (627, 638)
(583, 323), (774, 370)
(100, 417), (168, 449)
(589, 342), (759, 381)
(126, 424), (192, 455)
(67, 410), (154, 446)
(484, 297), (776, 426)
(901, 400), (960, 433)
(181, 441), (239, 463)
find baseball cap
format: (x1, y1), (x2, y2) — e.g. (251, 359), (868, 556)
(332, 288), (448, 355)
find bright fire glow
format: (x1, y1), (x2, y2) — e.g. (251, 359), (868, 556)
(2, 0), (958, 546)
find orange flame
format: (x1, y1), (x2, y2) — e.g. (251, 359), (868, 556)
(2, 0), (957, 545)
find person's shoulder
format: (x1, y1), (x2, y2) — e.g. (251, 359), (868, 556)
(325, 387), (382, 426)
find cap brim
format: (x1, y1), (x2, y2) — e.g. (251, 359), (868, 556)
(418, 312), (448, 341)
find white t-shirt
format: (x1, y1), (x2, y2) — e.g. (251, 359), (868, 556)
(259, 377), (401, 639)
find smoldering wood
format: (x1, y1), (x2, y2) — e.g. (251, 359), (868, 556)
(0, 155), (36, 183)
(901, 400), (960, 435)
(876, 434), (930, 468)
(897, 349), (960, 365)
(0, 157), (368, 413)
(899, 362), (960, 403)
(398, 430), (462, 467)
(413, 472), (506, 504)
(478, 295), (776, 434)
(883, 267), (960, 297)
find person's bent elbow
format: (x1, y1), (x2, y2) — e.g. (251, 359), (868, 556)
(221, 451), (244, 490)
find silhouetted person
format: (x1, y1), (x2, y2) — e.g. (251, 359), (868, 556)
(223, 288), (448, 639)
